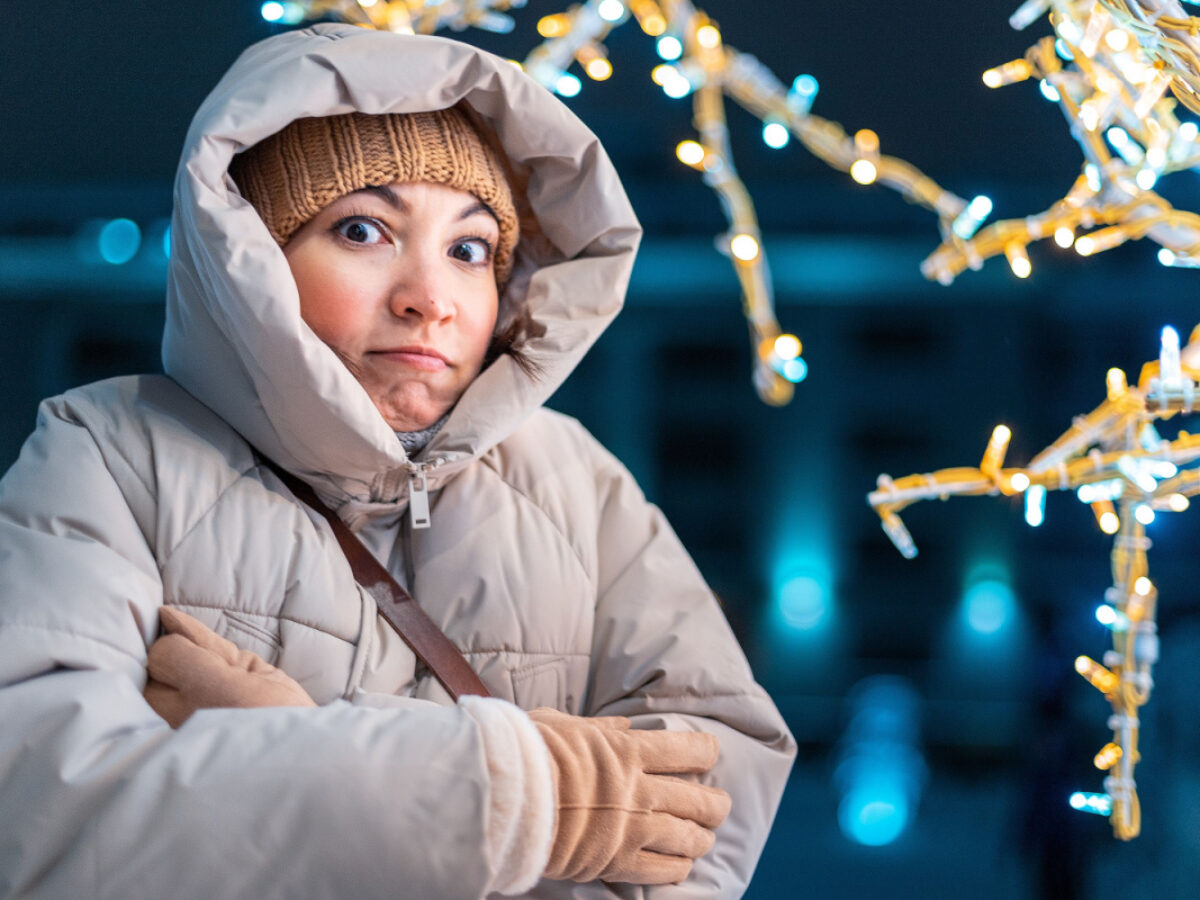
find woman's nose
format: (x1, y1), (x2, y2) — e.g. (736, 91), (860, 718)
(389, 258), (452, 322)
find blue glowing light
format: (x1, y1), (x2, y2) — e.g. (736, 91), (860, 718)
(162, 223), (172, 259)
(963, 575), (1015, 635)
(762, 121), (790, 149)
(1069, 791), (1112, 816)
(778, 574), (828, 630)
(839, 783), (909, 846)
(791, 74), (818, 97)
(781, 358), (808, 384)
(97, 219), (142, 265)
(555, 74), (582, 97)
(1039, 79), (1061, 102)
(655, 35), (683, 61)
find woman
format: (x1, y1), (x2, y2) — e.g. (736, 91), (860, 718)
(0, 23), (795, 898)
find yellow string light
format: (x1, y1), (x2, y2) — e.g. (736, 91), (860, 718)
(922, 1), (1200, 285)
(868, 324), (1200, 840)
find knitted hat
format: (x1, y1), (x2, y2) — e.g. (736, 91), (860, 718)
(230, 108), (519, 283)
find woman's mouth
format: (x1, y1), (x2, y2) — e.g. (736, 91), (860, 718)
(373, 346), (450, 371)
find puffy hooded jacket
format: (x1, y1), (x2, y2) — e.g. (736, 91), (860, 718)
(0, 23), (795, 899)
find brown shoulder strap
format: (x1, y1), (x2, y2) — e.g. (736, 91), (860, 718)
(263, 459), (490, 700)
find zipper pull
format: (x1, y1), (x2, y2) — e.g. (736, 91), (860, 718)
(409, 467), (431, 529)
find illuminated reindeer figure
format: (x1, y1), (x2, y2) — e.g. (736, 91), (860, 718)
(870, 324), (1200, 839)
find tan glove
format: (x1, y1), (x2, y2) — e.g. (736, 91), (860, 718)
(529, 707), (732, 886)
(144, 607), (316, 728)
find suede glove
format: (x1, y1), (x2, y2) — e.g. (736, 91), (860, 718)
(144, 607), (316, 728)
(529, 707), (732, 885)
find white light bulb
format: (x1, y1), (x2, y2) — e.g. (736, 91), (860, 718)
(597, 0), (625, 23)
(729, 234), (760, 261)
(655, 36), (682, 61)
(762, 122), (789, 149)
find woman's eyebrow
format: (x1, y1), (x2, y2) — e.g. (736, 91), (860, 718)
(459, 201), (497, 224)
(351, 184), (407, 211)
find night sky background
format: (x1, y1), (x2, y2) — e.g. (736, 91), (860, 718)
(4, 1), (1200, 896)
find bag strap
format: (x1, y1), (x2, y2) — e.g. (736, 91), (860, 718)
(262, 459), (490, 700)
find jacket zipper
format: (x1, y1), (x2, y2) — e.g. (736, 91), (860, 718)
(405, 457), (444, 530)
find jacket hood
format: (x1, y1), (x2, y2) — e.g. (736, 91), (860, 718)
(163, 24), (641, 503)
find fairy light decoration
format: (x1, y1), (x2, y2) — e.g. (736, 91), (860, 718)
(924, 0), (1200, 285)
(261, 0), (976, 405)
(869, 324), (1200, 839)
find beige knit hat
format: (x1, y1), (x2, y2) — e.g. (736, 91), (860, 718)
(230, 107), (519, 283)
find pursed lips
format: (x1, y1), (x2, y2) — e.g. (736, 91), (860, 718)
(371, 346), (450, 371)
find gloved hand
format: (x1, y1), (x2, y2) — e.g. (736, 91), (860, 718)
(529, 707), (732, 885)
(144, 606), (316, 727)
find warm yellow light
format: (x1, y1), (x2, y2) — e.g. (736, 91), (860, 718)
(1106, 367), (1126, 398)
(1010, 472), (1031, 492)
(729, 233), (760, 262)
(538, 14), (569, 37)
(651, 64), (674, 86)
(1099, 511), (1120, 534)
(1134, 576), (1153, 596)
(850, 159), (878, 185)
(1005, 243), (1032, 278)
(773, 334), (802, 361)
(585, 58), (613, 81)
(854, 129), (880, 155)
(675, 140), (705, 167)
(1168, 493), (1190, 512)
(1075, 235), (1097, 256)
(696, 24), (721, 48)
(1094, 742), (1123, 770)
(982, 59), (1032, 89)
(640, 14), (666, 36)
(1075, 655), (1120, 694)
(992, 424), (1012, 445)
(1054, 226), (1075, 248)
(1105, 29), (1130, 52)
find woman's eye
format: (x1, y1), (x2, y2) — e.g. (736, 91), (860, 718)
(334, 218), (387, 245)
(450, 239), (491, 266)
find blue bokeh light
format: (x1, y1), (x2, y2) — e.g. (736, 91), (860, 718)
(97, 219), (141, 265)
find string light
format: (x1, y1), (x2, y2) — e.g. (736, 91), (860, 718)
(922, 2), (1200, 285)
(869, 325), (1200, 840)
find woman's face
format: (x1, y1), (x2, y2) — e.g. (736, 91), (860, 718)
(284, 182), (500, 432)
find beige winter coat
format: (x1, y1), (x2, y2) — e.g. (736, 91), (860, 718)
(0, 24), (795, 899)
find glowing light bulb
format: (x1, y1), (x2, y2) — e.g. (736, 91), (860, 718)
(1094, 742), (1123, 770)
(951, 195), (992, 239)
(1010, 472), (1031, 492)
(1107, 367), (1127, 399)
(1075, 235), (1096, 256)
(1069, 791), (1113, 816)
(1054, 226), (1075, 248)
(1135, 168), (1158, 191)
(1039, 79), (1061, 102)
(638, 13), (666, 36)
(1085, 163), (1101, 192)
(1075, 655), (1119, 693)
(1005, 243), (1032, 278)
(1134, 576), (1153, 596)
(555, 74), (582, 97)
(97, 218), (141, 265)
(729, 234), (760, 262)
(762, 122), (790, 149)
(774, 334), (802, 361)
(261, 1), (285, 21)
(1159, 248), (1177, 266)
(585, 57), (613, 81)
(782, 358), (808, 383)
(675, 140), (705, 167)
(1095, 604), (1129, 631)
(662, 75), (691, 99)
(1105, 29), (1130, 52)
(538, 14), (569, 37)
(792, 74), (818, 98)
(655, 35), (683, 60)
(1134, 504), (1156, 525)
(358, 0), (378, 6)
(695, 24), (721, 48)
(1181, 122), (1199, 142)
(1168, 493), (1190, 512)
(1024, 484), (1046, 526)
(982, 59), (1032, 88)
(597, 0), (626, 23)
(1099, 510), (1120, 534)
(850, 159), (877, 185)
